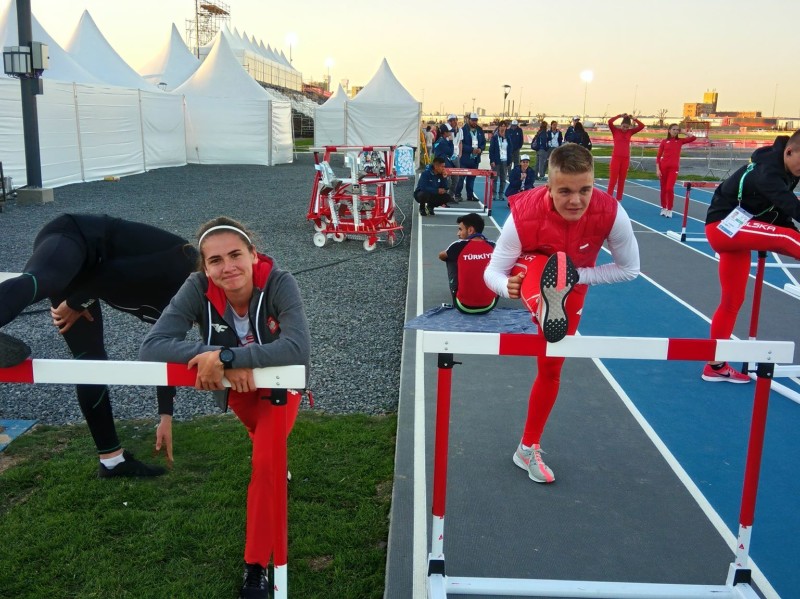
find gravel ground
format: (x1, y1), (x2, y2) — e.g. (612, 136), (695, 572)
(0, 153), (414, 425)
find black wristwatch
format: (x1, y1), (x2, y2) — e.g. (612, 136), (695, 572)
(219, 347), (235, 369)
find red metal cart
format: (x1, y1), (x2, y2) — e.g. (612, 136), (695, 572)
(307, 146), (405, 252)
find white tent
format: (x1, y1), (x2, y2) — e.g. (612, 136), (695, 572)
(175, 29), (292, 165)
(345, 59), (420, 148)
(0, 2), (186, 187)
(138, 24), (200, 91)
(313, 83), (347, 146)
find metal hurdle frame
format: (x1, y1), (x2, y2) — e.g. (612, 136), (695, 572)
(666, 181), (717, 243)
(0, 359), (306, 599)
(439, 168), (497, 216)
(418, 331), (794, 599)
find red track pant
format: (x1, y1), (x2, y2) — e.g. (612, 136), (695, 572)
(659, 166), (679, 210)
(707, 222), (800, 339)
(607, 155), (630, 201)
(511, 253), (588, 446)
(228, 389), (301, 567)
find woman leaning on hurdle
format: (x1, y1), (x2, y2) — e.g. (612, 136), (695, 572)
(702, 130), (800, 383)
(656, 124), (697, 217)
(139, 216), (311, 599)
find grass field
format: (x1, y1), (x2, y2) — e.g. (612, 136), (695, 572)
(0, 412), (396, 599)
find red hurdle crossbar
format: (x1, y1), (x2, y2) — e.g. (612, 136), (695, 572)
(443, 168), (497, 215)
(0, 359), (305, 599)
(421, 330), (792, 598)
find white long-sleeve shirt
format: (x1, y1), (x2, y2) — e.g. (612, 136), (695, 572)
(483, 206), (640, 298)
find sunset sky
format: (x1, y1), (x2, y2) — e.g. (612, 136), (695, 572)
(24, 0), (800, 120)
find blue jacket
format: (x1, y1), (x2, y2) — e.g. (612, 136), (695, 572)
(546, 129), (563, 148)
(564, 125), (578, 144)
(433, 137), (455, 167)
(460, 124), (486, 168)
(531, 130), (549, 151)
(488, 132), (510, 165)
(507, 126), (524, 152)
(415, 164), (449, 195)
(505, 165), (535, 196)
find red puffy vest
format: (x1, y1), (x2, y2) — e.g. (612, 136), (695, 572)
(508, 186), (617, 268)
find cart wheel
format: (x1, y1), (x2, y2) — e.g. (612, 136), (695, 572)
(363, 238), (377, 252)
(333, 233), (346, 243)
(313, 232), (327, 247)
(313, 220), (326, 232)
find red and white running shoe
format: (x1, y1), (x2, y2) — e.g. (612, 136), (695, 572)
(537, 252), (578, 343)
(701, 362), (750, 384)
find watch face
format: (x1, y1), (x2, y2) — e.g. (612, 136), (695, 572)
(220, 348), (234, 366)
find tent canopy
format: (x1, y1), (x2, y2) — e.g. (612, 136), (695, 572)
(138, 23), (200, 91)
(346, 58), (420, 148)
(314, 83), (347, 146)
(65, 10), (157, 90)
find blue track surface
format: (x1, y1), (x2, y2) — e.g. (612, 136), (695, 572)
(491, 179), (800, 597)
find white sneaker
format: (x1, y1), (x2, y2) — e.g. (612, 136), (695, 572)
(660, 208), (666, 216)
(513, 443), (555, 484)
(666, 210), (673, 218)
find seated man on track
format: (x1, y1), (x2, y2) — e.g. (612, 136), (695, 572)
(438, 212), (497, 314)
(484, 143), (640, 484)
(0, 214), (198, 477)
(703, 129), (800, 383)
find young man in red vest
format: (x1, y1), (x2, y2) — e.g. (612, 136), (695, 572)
(438, 213), (497, 314)
(484, 143), (640, 483)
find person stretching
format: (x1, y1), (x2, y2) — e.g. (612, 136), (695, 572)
(607, 113), (645, 200)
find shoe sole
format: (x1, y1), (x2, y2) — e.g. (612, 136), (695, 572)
(512, 449), (554, 484)
(701, 374), (750, 384)
(0, 332), (31, 368)
(539, 253), (578, 343)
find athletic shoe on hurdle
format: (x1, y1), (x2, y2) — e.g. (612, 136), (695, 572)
(98, 450), (167, 478)
(513, 443), (555, 484)
(0, 331), (31, 368)
(537, 252), (578, 343)
(702, 362), (750, 384)
(240, 563), (269, 599)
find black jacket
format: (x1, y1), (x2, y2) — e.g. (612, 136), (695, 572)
(706, 136), (800, 229)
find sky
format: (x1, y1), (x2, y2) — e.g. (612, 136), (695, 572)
(22, 0), (800, 120)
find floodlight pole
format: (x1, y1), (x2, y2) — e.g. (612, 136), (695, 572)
(16, 0), (43, 188)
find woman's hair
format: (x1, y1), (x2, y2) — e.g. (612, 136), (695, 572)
(549, 143), (593, 175)
(538, 121), (547, 132)
(575, 122), (585, 133)
(666, 124), (680, 138)
(195, 216), (256, 270)
(621, 116), (632, 126)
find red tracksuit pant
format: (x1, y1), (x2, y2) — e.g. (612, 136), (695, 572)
(659, 166), (679, 210)
(228, 389), (301, 567)
(511, 253), (588, 446)
(607, 155), (630, 201)
(706, 221), (800, 340)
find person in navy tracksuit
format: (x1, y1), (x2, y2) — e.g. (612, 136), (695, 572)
(456, 113), (486, 201)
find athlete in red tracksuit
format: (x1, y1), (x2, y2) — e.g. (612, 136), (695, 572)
(702, 132), (800, 383)
(484, 144), (640, 484)
(656, 125), (696, 216)
(607, 113), (645, 201)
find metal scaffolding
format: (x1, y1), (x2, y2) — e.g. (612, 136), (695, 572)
(185, 0), (230, 58)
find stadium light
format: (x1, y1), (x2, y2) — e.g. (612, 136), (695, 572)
(580, 70), (594, 121)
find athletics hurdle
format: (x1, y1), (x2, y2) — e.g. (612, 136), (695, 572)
(441, 168), (497, 216)
(415, 329), (793, 598)
(666, 181), (717, 243)
(0, 359), (306, 599)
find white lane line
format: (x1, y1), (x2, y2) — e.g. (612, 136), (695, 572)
(413, 211), (427, 599)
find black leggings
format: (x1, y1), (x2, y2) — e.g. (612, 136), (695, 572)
(0, 217), (182, 454)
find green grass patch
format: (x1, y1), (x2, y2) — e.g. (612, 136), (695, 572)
(0, 412), (396, 598)
(294, 138), (314, 151)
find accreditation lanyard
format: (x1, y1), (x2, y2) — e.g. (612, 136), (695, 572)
(717, 163), (762, 238)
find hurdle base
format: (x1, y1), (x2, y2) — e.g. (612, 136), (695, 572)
(666, 230), (685, 242)
(431, 575), (760, 598)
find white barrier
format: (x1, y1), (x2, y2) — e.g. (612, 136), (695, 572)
(420, 329), (792, 599)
